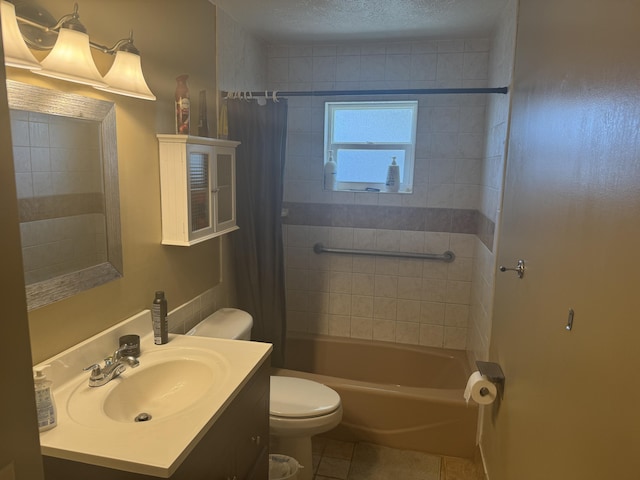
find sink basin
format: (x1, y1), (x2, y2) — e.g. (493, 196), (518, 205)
(66, 347), (230, 427)
(104, 357), (217, 422)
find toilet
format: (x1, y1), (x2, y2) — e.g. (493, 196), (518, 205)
(186, 308), (342, 480)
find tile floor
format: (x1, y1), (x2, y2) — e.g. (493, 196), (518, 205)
(310, 438), (485, 480)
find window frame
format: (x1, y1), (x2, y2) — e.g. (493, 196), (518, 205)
(324, 100), (418, 193)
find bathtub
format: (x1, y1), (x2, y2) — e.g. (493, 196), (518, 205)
(272, 333), (477, 458)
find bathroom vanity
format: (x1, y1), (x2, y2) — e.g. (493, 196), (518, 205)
(36, 311), (272, 479)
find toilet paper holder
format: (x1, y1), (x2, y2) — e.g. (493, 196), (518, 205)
(475, 361), (505, 399)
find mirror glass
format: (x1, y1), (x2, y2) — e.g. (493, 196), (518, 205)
(7, 80), (123, 310)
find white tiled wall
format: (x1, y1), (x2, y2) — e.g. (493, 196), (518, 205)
(11, 111), (102, 199)
(268, 38), (492, 350)
(268, 39), (491, 210)
(284, 224), (476, 350)
(215, 14), (511, 353)
(166, 285), (226, 335)
(216, 8), (267, 92)
(469, 0), (518, 364)
(11, 110), (106, 284)
(20, 215), (107, 284)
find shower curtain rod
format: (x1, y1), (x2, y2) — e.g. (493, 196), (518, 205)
(223, 86), (508, 98)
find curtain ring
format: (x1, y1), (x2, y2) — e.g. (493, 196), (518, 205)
(272, 90), (279, 102)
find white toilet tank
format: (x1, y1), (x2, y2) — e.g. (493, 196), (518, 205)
(186, 308), (253, 340)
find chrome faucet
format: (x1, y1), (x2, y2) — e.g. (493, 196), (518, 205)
(84, 346), (140, 387)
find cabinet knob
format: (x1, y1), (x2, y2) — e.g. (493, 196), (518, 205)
(252, 435), (261, 445)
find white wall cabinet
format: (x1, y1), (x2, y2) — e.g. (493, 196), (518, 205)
(157, 135), (240, 246)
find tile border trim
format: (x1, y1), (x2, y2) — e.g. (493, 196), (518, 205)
(282, 202), (495, 251)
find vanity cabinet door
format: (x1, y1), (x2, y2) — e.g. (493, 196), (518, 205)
(233, 380), (269, 479)
(174, 360), (269, 480)
(201, 360), (269, 480)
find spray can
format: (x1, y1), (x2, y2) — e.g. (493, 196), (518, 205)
(175, 75), (190, 134)
(152, 291), (169, 345)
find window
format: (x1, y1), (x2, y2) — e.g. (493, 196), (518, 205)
(324, 101), (418, 193)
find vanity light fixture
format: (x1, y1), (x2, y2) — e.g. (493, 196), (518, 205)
(0, 0), (41, 69)
(0, 0), (156, 101)
(34, 3), (107, 88)
(94, 32), (156, 101)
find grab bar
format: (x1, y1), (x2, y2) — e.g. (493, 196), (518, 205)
(313, 243), (455, 263)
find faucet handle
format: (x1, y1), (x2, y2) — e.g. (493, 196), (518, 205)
(111, 347), (127, 362)
(83, 363), (102, 375)
(124, 356), (140, 368)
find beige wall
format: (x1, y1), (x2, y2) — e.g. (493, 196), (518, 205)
(483, 0), (640, 477)
(0, 47), (44, 480)
(4, 0), (226, 364)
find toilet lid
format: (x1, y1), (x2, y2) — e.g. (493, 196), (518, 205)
(185, 308), (252, 340)
(270, 376), (341, 419)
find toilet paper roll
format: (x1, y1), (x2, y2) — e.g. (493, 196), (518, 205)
(464, 371), (498, 405)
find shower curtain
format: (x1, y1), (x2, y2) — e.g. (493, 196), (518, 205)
(226, 98), (288, 367)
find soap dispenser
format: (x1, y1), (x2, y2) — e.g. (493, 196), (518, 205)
(323, 150), (337, 191)
(385, 156), (400, 193)
(33, 365), (57, 432)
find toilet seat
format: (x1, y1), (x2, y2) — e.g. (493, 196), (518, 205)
(270, 376), (341, 419)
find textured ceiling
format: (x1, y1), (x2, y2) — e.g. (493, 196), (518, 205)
(211, 0), (509, 43)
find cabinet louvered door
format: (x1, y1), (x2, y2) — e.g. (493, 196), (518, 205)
(186, 144), (215, 242)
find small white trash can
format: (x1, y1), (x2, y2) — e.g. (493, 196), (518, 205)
(269, 454), (301, 480)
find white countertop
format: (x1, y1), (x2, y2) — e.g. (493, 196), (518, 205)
(35, 310), (272, 477)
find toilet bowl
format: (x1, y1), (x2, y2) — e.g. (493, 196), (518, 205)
(186, 308), (342, 480)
